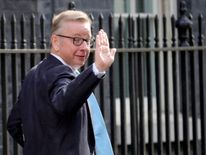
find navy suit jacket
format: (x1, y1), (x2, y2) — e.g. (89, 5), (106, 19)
(7, 54), (102, 155)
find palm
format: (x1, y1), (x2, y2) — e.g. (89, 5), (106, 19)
(95, 30), (116, 72)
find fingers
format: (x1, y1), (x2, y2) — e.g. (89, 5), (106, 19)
(100, 30), (109, 46)
(96, 29), (109, 48)
(95, 29), (116, 58)
(94, 29), (116, 71)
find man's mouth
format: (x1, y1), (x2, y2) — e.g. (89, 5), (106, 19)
(76, 55), (85, 58)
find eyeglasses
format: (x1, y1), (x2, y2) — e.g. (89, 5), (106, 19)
(56, 34), (94, 47)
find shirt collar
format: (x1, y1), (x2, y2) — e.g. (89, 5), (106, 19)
(51, 53), (78, 73)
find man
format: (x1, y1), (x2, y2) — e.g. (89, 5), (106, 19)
(7, 10), (116, 155)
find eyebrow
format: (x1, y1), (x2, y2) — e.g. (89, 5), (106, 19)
(72, 33), (92, 39)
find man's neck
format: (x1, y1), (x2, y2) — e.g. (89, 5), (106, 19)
(50, 53), (78, 72)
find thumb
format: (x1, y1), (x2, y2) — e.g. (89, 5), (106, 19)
(110, 48), (116, 57)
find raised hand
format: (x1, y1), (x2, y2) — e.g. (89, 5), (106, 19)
(94, 29), (116, 72)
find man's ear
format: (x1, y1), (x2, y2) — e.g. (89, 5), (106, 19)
(51, 34), (60, 51)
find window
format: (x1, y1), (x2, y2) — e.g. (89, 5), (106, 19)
(114, 0), (155, 14)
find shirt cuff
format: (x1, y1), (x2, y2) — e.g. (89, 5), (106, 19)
(92, 63), (106, 78)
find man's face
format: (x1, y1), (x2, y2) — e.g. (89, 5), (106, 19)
(51, 21), (92, 69)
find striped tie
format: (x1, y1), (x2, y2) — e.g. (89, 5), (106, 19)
(87, 93), (114, 155)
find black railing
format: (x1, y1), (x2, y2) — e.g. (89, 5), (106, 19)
(1, 1), (206, 155)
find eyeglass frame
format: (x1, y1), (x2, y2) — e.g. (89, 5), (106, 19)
(55, 34), (95, 47)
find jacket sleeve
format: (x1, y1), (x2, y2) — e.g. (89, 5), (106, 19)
(7, 95), (24, 147)
(48, 65), (101, 116)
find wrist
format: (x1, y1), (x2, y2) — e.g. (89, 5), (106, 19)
(93, 63), (106, 78)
